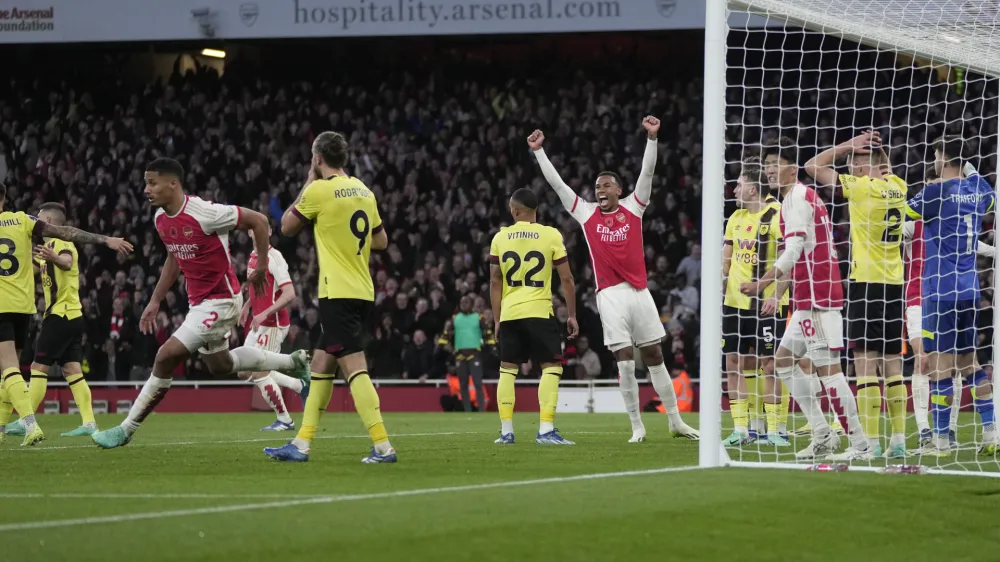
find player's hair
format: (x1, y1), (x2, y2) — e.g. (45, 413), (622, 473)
(934, 135), (965, 167)
(0, 182), (6, 203)
(596, 171), (623, 189)
(146, 158), (185, 182)
(761, 136), (799, 166)
(313, 131), (349, 169)
(925, 166), (940, 183)
(740, 157), (770, 198)
(39, 202), (67, 223)
(511, 187), (538, 210)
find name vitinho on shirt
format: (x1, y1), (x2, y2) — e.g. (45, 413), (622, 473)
(165, 243), (199, 260)
(335, 188), (372, 199)
(596, 223), (629, 242)
(507, 231), (540, 240)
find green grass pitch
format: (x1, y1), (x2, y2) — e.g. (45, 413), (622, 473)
(2, 412), (999, 562)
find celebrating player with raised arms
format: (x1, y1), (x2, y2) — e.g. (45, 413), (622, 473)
(90, 158), (310, 449)
(805, 129), (908, 458)
(529, 116), (698, 442)
(906, 135), (998, 456)
(742, 137), (869, 460)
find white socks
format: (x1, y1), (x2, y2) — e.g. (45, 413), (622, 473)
(501, 419), (514, 435)
(648, 363), (684, 427)
(121, 376), (173, 435)
(951, 376), (962, 431)
(539, 421), (554, 434)
(229, 347), (294, 373)
(912, 373), (930, 432)
(617, 360), (644, 431)
(820, 372), (866, 449)
(270, 372), (304, 393)
(777, 363), (830, 434)
(255, 374), (292, 424)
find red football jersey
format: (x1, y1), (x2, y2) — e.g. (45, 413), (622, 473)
(247, 247), (292, 328)
(566, 193), (648, 292)
(154, 196), (241, 306)
(904, 220), (924, 308)
(779, 183), (844, 310)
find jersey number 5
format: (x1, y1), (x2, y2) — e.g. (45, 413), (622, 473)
(350, 210), (370, 255)
(0, 238), (20, 277)
(502, 250), (546, 288)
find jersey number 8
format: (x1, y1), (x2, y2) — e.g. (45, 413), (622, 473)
(349, 210), (369, 255)
(0, 238), (19, 277)
(502, 250), (546, 288)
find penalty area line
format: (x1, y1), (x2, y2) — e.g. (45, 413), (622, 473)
(0, 465), (702, 533)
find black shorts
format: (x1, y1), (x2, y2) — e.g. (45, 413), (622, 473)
(0, 313), (31, 350)
(847, 282), (904, 355)
(34, 314), (84, 366)
(318, 298), (373, 359)
(498, 317), (563, 365)
(722, 305), (787, 357)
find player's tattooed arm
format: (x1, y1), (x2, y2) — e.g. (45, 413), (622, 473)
(39, 223), (133, 257)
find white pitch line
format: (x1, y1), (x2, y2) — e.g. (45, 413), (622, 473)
(0, 465), (702, 533)
(0, 492), (322, 500)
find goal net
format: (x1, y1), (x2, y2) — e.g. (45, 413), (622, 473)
(701, 0), (1000, 476)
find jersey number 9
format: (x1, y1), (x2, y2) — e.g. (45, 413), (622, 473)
(349, 210), (369, 255)
(0, 238), (19, 277)
(502, 250), (545, 288)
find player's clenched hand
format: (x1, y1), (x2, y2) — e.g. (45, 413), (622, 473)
(527, 130), (545, 151)
(760, 297), (779, 316)
(140, 302), (160, 335)
(739, 281), (761, 296)
(247, 267), (268, 295)
(642, 116), (660, 137)
(32, 244), (58, 262)
(106, 237), (133, 257)
(566, 317), (579, 339)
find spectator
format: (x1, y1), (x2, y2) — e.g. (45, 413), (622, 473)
(108, 297), (135, 381)
(675, 243), (702, 288)
(402, 330), (435, 382)
(369, 315), (405, 378)
(567, 336), (602, 380)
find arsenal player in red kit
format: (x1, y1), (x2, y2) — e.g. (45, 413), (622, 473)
(529, 116), (699, 442)
(92, 158), (310, 449)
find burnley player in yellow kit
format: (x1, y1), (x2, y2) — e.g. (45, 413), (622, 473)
(805, 129), (907, 459)
(0, 185), (132, 446)
(5, 203), (97, 439)
(490, 187), (578, 444)
(269, 131), (396, 464)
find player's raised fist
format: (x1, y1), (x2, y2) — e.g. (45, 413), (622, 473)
(527, 130), (545, 151)
(106, 237), (133, 257)
(642, 116), (660, 138)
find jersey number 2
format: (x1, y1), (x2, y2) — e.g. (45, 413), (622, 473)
(350, 210), (370, 255)
(502, 251), (546, 288)
(0, 238), (19, 277)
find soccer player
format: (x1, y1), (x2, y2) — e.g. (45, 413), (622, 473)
(5, 203), (98, 438)
(0, 185), (132, 446)
(804, 130), (908, 458)
(90, 158), (310, 449)
(529, 116), (699, 442)
(266, 131), (397, 464)
(906, 135), (998, 455)
(722, 158), (790, 446)
(238, 227), (310, 432)
(490, 188), (578, 445)
(742, 137), (870, 460)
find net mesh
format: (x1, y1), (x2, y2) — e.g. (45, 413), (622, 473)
(720, 1), (1000, 473)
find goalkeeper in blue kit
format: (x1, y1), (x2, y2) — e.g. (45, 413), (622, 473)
(906, 135), (998, 456)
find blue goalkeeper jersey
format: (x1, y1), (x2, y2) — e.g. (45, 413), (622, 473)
(906, 174), (995, 302)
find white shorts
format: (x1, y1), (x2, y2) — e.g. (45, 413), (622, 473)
(244, 325), (289, 353)
(173, 295), (244, 355)
(596, 283), (666, 352)
(906, 305), (922, 343)
(779, 309), (844, 367)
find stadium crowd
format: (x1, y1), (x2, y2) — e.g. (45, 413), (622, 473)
(0, 33), (995, 383)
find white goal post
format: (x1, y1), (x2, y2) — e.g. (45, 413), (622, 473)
(701, 0), (1000, 476)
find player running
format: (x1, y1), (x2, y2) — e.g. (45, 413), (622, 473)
(238, 227), (310, 432)
(906, 135), (998, 456)
(490, 188), (578, 445)
(90, 158), (309, 449)
(805, 130), (908, 458)
(5, 203), (98, 439)
(722, 158), (790, 447)
(266, 131), (397, 464)
(742, 137), (869, 460)
(529, 116), (699, 442)
(0, 185), (132, 446)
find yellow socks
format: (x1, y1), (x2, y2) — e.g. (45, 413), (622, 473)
(29, 369), (48, 411)
(498, 366), (517, 435)
(538, 366), (562, 433)
(65, 373), (95, 426)
(745, 370), (761, 433)
(0, 387), (12, 428)
(764, 402), (779, 436)
(856, 376), (881, 440)
(292, 372), (334, 449)
(2, 368), (35, 421)
(730, 398), (748, 433)
(778, 380), (790, 431)
(884, 374), (907, 436)
(347, 370), (389, 447)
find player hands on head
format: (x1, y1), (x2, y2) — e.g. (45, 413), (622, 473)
(0, 183), (131, 447)
(489, 187), (578, 445)
(528, 116), (699, 442)
(89, 157), (311, 450)
(267, 130), (397, 464)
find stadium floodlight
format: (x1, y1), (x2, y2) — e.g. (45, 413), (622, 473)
(701, 0), (1000, 477)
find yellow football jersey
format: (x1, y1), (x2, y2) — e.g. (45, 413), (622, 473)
(489, 222), (568, 322)
(38, 238), (82, 319)
(724, 198), (789, 309)
(294, 175), (382, 301)
(0, 211), (41, 314)
(840, 173), (905, 284)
